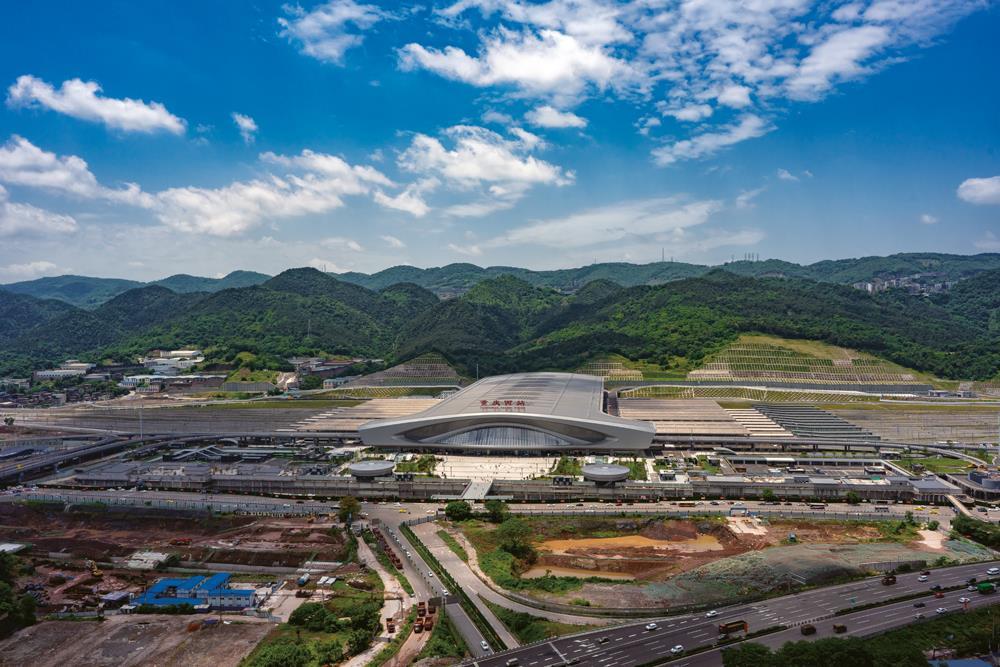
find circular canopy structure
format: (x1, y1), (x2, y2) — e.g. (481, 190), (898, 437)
(348, 460), (395, 479)
(582, 463), (630, 483)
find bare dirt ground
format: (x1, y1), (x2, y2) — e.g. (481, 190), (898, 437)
(0, 614), (272, 667)
(465, 516), (991, 610)
(0, 504), (348, 568)
(0, 505), (351, 614)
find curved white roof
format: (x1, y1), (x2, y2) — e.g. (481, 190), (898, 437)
(359, 372), (655, 451)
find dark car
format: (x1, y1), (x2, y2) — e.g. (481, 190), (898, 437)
(930, 584), (942, 591)
(913, 602), (926, 608)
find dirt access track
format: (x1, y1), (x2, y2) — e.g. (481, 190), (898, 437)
(0, 614), (273, 667)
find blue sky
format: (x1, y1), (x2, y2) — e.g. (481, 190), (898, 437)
(0, 0), (998, 282)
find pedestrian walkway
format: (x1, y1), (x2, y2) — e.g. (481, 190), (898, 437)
(460, 480), (493, 501)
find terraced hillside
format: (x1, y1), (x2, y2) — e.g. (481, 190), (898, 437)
(342, 353), (462, 387)
(688, 335), (935, 387)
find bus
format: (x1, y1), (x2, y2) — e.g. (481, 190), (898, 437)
(808, 503), (827, 510)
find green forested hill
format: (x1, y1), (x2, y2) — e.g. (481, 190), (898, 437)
(338, 253), (1000, 295)
(150, 270), (270, 294)
(2, 270), (270, 308)
(0, 275), (144, 309)
(931, 268), (1000, 331)
(7, 253), (1000, 308)
(2, 266), (999, 381)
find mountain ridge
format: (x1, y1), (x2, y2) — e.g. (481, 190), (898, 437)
(7, 252), (1000, 308)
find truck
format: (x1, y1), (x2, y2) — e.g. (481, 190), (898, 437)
(718, 620), (748, 635)
(297, 573), (310, 587)
(978, 582), (996, 594)
(881, 574), (897, 585)
(678, 501), (697, 508)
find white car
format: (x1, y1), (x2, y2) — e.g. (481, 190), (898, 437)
(670, 645), (685, 655)
(706, 610), (719, 618)
(481, 641), (490, 652)
(988, 567), (1000, 576)
(968, 585), (977, 591)
(918, 575), (928, 582)
(959, 597), (971, 603)
(936, 607), (948, 614)
(645, 623), (658, 631)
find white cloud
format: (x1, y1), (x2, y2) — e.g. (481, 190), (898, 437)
(439, 0), (632, 46)
(974, 231), (1000, 251)
(0, 260), (60, 279)
(306, 257), (347, 272)
(422, 1), (984, 164)
(279, 0), (394, 65)
(776, 168), (799, 182)
(6, 75), (185, 134)
(785, 25), (892, 100)
(958, 176), (1000, 205)
(735, 187), (765, 210)
(447, 242), (483, 256)
(0, 135), (153, 206)
(525, 105), (587, 128)
(919, 213), (938, 225)
(635, 116), (661, 136)
(482, 109), (514, 125)
(717, 84), (752, 109)
(321, 236), (363, 252)
(398, 124), (572, 216)
(373, 177), (438, 217)
(399, 27), (635, 104)
(381, 234), (406, 248)
(476, 197), (722, 249)
(0, 185), (77, 237)
(661, 103), (713, 123)
(652, 115), (772, 166)
(155, 149), (392, 236)
(232, 112), (258, 144)
(399, 125), (571, 187)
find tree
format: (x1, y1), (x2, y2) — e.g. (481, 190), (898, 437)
(761, 489), (777, 502)
(904, 511), (915, 525)
(314, 639), (344, 664)
(845, 491), (861, 505)
(338, 496), (361, 524)
(497, 517), (532, 554)
(299, 375), (323, 390)
(723, 643), (774, 667)
(347, 628), (371, 656)
(244, 638), (312, 667)
(927, 519), (940, 531)
(445, 501), (472, 522)
(484, 499), (509, 523)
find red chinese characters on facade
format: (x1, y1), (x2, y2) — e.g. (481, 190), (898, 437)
(479, 398), (529, 412)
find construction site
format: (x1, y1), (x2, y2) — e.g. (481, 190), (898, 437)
(453, 513), (995, 610)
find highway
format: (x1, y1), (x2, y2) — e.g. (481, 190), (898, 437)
(463, 560), (1000, 667)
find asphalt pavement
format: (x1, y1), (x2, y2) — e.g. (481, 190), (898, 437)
(464, 560), (1000, 667)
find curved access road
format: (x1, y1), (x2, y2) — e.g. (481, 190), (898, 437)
(411, 521), (613, 627)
